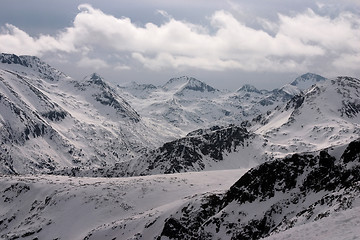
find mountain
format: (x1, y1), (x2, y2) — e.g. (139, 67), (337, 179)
(104, 75), (358, 178)
(0, 53), (66, 81)
(0, 139), (358, 240)
(251, 76), (360, 159)
(0, 53), (169, 174)
(118, 76), (309, 137)
(118, 76), (235, 136)
(290, 72), (327, 90)
(75, 73), (141, 122)
(156, 138), (360, 239)
(163, 76), (219, 96)
(237, 84), (262, 94)
(55, 75), (360, 178)
(2, 53), (359, 240)
(56, 125), (260, 177)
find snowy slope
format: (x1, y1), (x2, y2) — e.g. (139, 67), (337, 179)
(118, 76), (308, 137)
(1, 139), (358, 240)
(251, 76), (360, 159)
(0, 169), (248, 240)
(262, 206), (360, 240)
(50, 125), (262, 177)
(54, 76), (360, 178)
(290, 72), (327, 90)
(118, 76), (233, 136)
(0, 53), (66, 81)
(155, 138), (360, 239)
(0, 53), (172, 174)
(95, 76), (359, 177)
(1, 53), (360, 240)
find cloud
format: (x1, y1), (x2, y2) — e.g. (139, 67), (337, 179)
(0, 24), (75, 55)
(0, 4), (359, 75)
(77, 56), (109, 69)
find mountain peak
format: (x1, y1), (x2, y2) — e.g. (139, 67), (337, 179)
(163, 76), (218, 95)
(290, 73), (327, 90)
(0, 53), (30, 67)
(237, 84), (261, 94)
(83, 73), (107, 87)
(0, 53), (66, 81)
(89, 72), (103, 83)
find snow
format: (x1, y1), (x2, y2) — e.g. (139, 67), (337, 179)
(280, 84), (302, 96)
(1, 53), (360, 240)
(0, 169), (248, 240)
(262, 206), (360, 240)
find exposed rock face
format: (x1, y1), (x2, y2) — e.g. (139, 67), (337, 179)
(157, 139), (360, 239)
(142, 125), (251, 174)
(0, 53), (67, 81)
(77, 73), (141, 122)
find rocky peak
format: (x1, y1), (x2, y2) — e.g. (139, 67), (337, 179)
(0, 53), (66, 81)
(237, 84), (261, 94)
(163, 76), (218, 94)
(0, 53), (29, 66)
(86, 73), (106, 86)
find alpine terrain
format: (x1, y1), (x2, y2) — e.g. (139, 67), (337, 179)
(0, 53), (359, 240)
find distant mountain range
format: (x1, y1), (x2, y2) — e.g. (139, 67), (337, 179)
(0, 53), (359, 240)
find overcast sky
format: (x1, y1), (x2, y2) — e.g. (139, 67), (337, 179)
(0, 0), (359, 89)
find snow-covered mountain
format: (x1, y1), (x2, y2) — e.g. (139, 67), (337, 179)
(118, 75), (312, 136)
(77, 76), (359, 178)
(0, 53), (66, 81)
(118, 76), (232, 135)
(0, 53), (172, 174)
(155, 138), (360, 239)
(290, 72), (327, 90)
(251, 76), (360, 159)
(1, 53), (360, 240)
(55, 125), (261, 177)
(0, 138), (358, 240)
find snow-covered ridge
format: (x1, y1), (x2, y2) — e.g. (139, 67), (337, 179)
(0, 55), (173, 175)
(0, 139), (358, 240)
(76, 73), (141, 122)
(163, 76), (218, 94)
(155, 139), (360, 239)
(0, 53), (67, 81)
(237, 84), (263, 94)
(290, 72), (327, 90)
(119, 74), (321, 135)
(249, 75), (360, 160)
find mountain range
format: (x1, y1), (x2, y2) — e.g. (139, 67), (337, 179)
(0, 53), (359, 240)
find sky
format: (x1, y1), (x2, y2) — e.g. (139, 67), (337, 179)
(0, 0), (359, 90)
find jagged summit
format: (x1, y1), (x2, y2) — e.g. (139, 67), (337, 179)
(290, 72), (327, 90)
(0, 53), (67, 81)
(163, 76), (218, 95)
(83, 73), (107, 87)
(76, 73), (141, 122)
(1, 53), (30, 66)
(237, 84), (261, 94)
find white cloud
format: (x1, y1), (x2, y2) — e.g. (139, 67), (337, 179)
(77, 57), (109, 69)
(0, 24), (75, 56)
(0, 4), (359, 75)
(114, 64), (131, 71)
